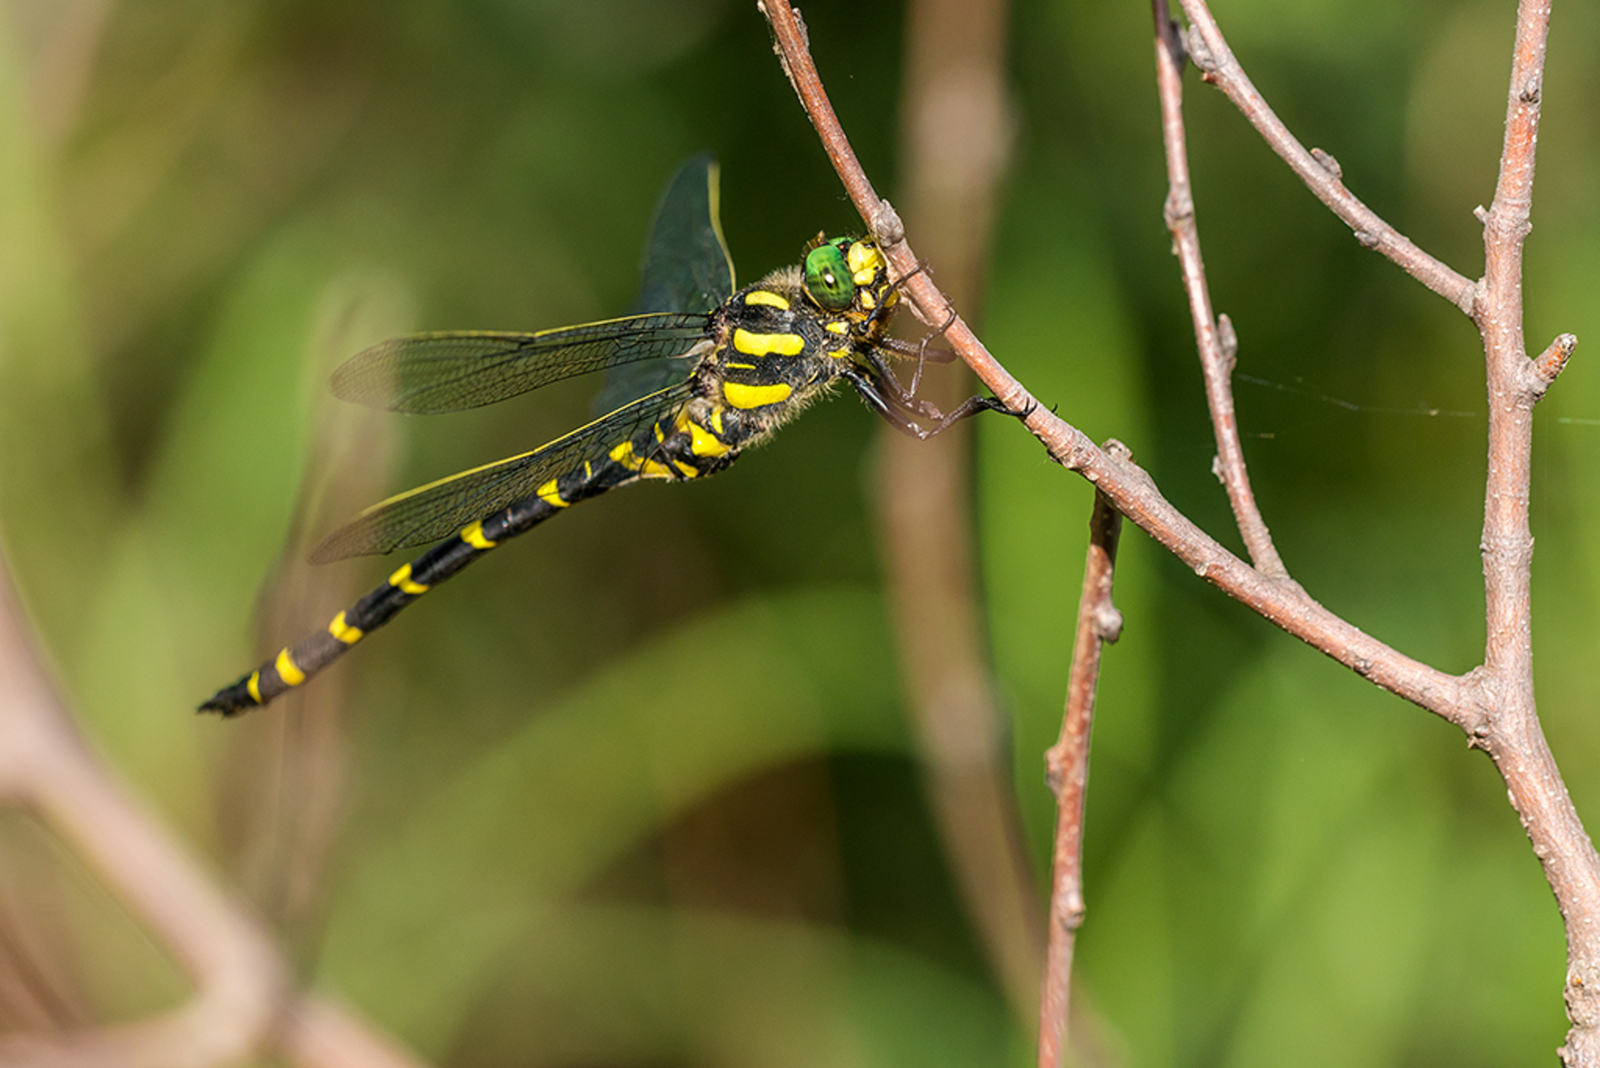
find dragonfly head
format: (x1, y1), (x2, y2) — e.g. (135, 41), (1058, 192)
(802, 236), (898, 324)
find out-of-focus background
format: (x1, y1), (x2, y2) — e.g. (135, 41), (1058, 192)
(2, 0), (1598, 1063)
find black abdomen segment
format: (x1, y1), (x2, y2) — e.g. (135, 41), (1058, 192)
(200, 469), (616, 715)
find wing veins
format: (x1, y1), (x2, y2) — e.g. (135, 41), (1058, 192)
(310, 381), (698, 562)
(332, 313), (711, 413)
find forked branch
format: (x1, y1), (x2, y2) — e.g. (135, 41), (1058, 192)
(760, 0), (1600, 1062)
(760, 0), (1462, 719)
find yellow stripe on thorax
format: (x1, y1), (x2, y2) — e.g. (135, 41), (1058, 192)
(389, 563), (429, 595)
(723, 381), (794, 409)
(688, 420), (731, 457)
(674, 410), (733, 458)
(744, 290), (790, 310)
(732, 328), (805, 357)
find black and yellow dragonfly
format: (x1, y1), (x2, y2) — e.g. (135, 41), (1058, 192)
(201, 156), (1012, 715)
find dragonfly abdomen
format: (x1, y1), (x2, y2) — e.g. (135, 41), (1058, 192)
(198, 408), (752, 715)
(201, 473), (601, 715)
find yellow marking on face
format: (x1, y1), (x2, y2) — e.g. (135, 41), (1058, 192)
(328, 611), (364, 644)
(247, 671), (262, 704)
(744, 290), (790, 310)
(732, 328), (806, 357)
(825, 320), (848, 335)
(389, 563), (429, 595)
(848, 240), (884, 283)
(859, 289), (876, 310)
(537, 478), (570, 507)
(461, 520), (496, 549)
(275, 648), (306, 687)
(724, 381), (794, 409)
(686, 419), (732, 457)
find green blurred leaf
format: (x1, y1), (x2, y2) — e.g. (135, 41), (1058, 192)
(318, 587), (909, 1053)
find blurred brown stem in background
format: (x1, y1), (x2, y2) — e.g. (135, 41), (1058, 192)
(0, 544), (429, 1067)
(878, 0), (1046, 1024)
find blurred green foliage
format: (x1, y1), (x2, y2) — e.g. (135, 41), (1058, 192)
(1, 0), (1597, 1063)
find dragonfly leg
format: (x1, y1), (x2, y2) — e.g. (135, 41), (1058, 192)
(839, 364), (1024, 441)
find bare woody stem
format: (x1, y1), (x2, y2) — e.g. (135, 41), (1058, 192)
(1150, 0), (1284, 577)
(1470, 3), (1600, 1063)
(880, 0), (1046, 1022)
(1038, 479), (1125, 1068)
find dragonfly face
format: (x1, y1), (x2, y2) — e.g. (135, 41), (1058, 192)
(201, 160), (1003, 716)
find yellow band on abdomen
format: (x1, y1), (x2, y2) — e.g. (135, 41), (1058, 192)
(328, 611), (364, 644)
(275, 649), (306, 687)
(461, 520), (496, 548)
(389, 563), (429, 595)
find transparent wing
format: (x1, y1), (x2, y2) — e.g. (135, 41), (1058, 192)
(330, 314), (711, 414)
(631, 153), (735, 316)
(595, 154), (736, 415)
(310, 381), (697, 562)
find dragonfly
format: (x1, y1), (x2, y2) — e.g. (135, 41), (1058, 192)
(201, 155), (1016, 714)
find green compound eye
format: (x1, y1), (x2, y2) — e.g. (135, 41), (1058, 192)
(803, 243), (854, 311)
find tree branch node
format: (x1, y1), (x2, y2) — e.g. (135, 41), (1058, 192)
(1163, 187), (1195, 228)
(1216, 313), (1238, 369)
(1529, 333), (1578, 393)
(1095, 605), (1125, 643)
(1183, 24), (1215, 73)
(870, 198), (906, 248)
(1310, 147), (1342, 181)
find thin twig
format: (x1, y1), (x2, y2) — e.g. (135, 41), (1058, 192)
(1173, 0), (1479, 315)
(1038, 477), (1124, 1068)
(1150, 0), (1284, 577)
(878, 0), (1042, 1023)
